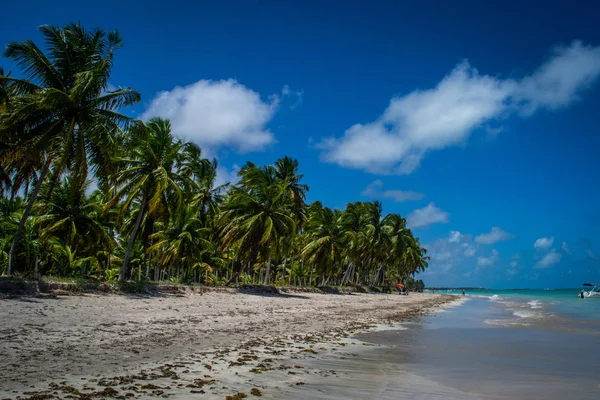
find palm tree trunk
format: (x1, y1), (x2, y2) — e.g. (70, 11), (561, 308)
(375, 264), (385, 286)
(8, 159), (51, 275)
(145, 253), (151, 280)
(34, 256), (40, 279)
(281, 257), (287, 283)
(120, 193), (147, 281)
(264, 256), (272, 285)
(342, 262), (354, 285)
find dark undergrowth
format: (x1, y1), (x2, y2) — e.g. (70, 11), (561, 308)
(0, 276), (396, 296)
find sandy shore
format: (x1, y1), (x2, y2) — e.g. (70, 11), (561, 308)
(0, 289), (457, 399)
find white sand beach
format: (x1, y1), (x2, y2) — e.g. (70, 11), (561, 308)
(0, 289), (457, 399)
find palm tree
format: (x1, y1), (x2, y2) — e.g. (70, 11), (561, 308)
(359, 201), (388, 285)
(0, 23), (140, 275)
(179, 146), (227, 227)
(273, 156), (308, 224)
(107, 118), (186, 281)
(302, 203), (346, 286)
(36, 177), (110, 256)
(403, 236), (429, 276)
(339, 201), (368, 285)
(149, 204), (211, 282)
(218, 164), (296, 285)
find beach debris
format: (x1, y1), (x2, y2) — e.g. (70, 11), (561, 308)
(186, 378), (216, 388)
(225, 392), (247, 399)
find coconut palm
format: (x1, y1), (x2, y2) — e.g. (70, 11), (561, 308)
(359, 201), (389, 285)
(149, 204), (211, 281)
(179, 146), (227, 227)
(404, 236), (429, 276)
(302, 203), (346, 286)
(218, 164), (296, 284)
(273, 156), (308, 224)
(36, 177), (110, 256)
(107, 118), (187, 280)
(0, 23), (140, 275)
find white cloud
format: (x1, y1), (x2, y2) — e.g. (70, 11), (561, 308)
(477, 249), (500, 267)
(585, 249), (599, 260)
(430, 251), (453, 262)
(448, 230), (463, 243)
(406, 202), (449, 229)
(141, 79), (279, 153)
(535, 250), (562, 268)
(318, 41), (600, 174)
(561, 242), (571, 254)
(475, 227), (515, 244)
(424, 231), (474, 273)
(534, 237), (555, 251)
(515, 41), (600, 113)
(214, 164), (240, 188)
(463, 243), (477, 257)
(507, 255), (521, 277)
(446, 230), (478, 257)
(362, 180), (424, 202)
(281, 85), (304, 110)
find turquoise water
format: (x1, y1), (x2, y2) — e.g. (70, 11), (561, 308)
(291, 291), (600, 399)
(459, 288), (600, 324)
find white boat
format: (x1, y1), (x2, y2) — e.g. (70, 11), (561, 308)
(579, 283), (600, 298)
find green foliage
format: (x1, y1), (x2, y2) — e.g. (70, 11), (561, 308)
(0, 22), (430, 289)
(239, 274), (255, 285)
(206, 274), (227, 286)
(104, 268), (119, 281)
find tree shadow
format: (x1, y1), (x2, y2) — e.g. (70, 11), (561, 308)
(236, 285), (310, 299)
(0, 294), (65, 302)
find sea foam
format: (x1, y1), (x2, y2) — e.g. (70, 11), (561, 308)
(528, 300), (542, 309)
(513, 310), (541, 318)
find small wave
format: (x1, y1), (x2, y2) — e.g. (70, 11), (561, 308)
(528, 300), (543, 309)
(484, 318), (532, 327)
(371, 324), (408, 332)
(489, 295), (501, 301)
(513, 310), (542, 318)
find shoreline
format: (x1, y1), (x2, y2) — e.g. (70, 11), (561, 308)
(0, 290), (459, 399)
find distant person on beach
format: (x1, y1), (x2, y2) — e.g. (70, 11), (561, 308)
(432, 289), (435, 294)
(395, 283), (405, 295)
(462, 289), (465, 296)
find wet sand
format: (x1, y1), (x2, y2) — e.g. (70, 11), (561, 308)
(0, 290), (457, 399)
(284, 297), (600, 400)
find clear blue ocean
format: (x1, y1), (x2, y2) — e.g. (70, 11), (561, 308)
(286, 290), (600, 399)
(453, 288), (600, 322)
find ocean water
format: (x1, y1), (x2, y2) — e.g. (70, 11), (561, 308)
(284, 290), (600, 399)
(455, 288), (600, 325)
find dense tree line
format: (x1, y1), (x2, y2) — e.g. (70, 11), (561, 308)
(0, 24), (429, 288)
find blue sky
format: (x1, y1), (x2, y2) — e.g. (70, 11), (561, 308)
(2, 0), (600, 288)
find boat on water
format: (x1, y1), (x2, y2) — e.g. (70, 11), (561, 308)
(579, 283), (600, 298)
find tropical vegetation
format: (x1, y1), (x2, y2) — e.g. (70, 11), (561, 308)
(0, 23), (428, 290)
